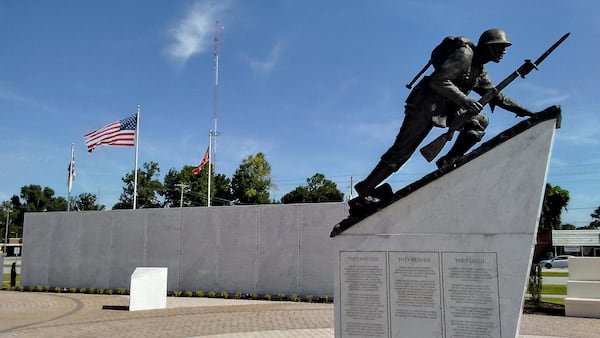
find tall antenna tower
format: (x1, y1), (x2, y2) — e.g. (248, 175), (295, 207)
(212, 19), (221, 171)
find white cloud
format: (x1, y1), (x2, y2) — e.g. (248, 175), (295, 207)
(0, 88), (55, 112)
(249, 41), (284, 74)
(0, 88), (29, 103)
(552, 103), (600, 146)
(513, 82), (571, 108)
(164, 0), (231, 67)
(220, 133), (276, 162)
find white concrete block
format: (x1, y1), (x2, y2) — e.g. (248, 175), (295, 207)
(567, 280), (600, 298)
(569, 257), (600, 281)
(129, 267), (168, 311)
(565, 297), (600, 318)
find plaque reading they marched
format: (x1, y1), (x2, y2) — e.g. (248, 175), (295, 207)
(442, 252), (501, 338)
(340, 251), (388, 338)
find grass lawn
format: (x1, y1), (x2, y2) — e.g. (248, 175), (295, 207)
(2, 273), (20, 288)
(542, 271), (569, 277)
(3, 265), (570, 306)
(541, 297), (565, 305)
(542, 284), (566, 295)
(3, 261), (21, 288)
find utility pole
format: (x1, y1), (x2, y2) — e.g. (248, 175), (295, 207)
(212, 20), (221, 172)
(174, 183), (189, 208)
(207, 130), (213, 207)
(3, 208), (10, 255)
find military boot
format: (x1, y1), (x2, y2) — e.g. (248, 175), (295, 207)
(354, 162), (395, 197)
(436, 133), (480, 169)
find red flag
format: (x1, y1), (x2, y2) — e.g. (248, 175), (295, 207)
(192, 148), (210, 175)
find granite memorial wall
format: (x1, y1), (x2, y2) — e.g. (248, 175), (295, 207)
(21, 202), (345, 296)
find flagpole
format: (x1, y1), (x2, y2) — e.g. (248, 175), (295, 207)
(207, 130), (212, 207)
(67, 143), (75, 211)
(133, 105), (140, 210)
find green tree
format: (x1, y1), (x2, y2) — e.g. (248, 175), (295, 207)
(3, 185), (68, 236)
(7, 196), (23, 237)
(18, 184), (68, 217)
(212, 173), (233, 206)
(539, 183), (570, 230)
(281, 173), (344, 203)
(163, 165), (210, 207)
(0, 201), (16, 244)
(47, 196), (68, 211)
(19, 185), (56, 212)
(590, 207), (600, 229)
(231, 152), (272, 204)
(282, 186), (310, 204)
(162, 165), (232, 207)
(71, 193), (105, 211)
(2, 187), (104, 236)
(579, 206), (600, 229)
(114, 161), (163, 209)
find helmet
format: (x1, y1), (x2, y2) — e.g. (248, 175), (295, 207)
(478, 29), (512, 46)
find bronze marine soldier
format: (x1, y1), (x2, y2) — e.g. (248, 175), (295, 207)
(355, 28), (550, 199)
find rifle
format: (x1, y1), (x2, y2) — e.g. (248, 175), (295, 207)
(406, 60), (432, 89)
(419, 32), (570, 163)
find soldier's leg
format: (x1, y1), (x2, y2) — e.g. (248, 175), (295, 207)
(355, 112), (432, 197)
(436, 113), (489, 168)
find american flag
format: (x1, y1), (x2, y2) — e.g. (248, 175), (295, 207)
(192, 147), (210, 175)
(84, 114), (137, 152)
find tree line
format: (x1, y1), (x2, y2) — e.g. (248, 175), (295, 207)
(1, 152), (345, 237)
(2, 152), (598, 239)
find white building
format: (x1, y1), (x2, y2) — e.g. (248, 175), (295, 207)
(552, 230), (600, 257)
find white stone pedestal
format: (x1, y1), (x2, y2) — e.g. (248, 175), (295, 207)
(129, 267), (168, 311)
(565, 257), (600, 318)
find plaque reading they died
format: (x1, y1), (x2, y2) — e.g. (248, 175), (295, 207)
(442, 252), (501, 338)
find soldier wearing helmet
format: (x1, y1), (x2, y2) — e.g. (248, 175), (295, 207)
(354, 29), (543, 199)
(478, 28), (512, 63)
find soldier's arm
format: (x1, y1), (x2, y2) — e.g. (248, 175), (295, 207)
(474, 71), (533, 116)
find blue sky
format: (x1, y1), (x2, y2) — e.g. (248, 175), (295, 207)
(1, 1), (598, 226)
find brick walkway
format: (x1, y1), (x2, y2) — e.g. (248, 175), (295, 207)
(1, 291), (598, 337)
(0, 291), (333, 338)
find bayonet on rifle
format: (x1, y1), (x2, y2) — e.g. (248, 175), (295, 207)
(419, 32), (570, 163)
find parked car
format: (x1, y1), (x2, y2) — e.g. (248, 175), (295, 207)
(538, 255), (574, 269)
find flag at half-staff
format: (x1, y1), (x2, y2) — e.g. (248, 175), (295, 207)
(192, 147), (210, 175)
(84, 114), (137, 152)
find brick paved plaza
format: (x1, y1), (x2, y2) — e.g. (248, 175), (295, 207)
(1, 291), (599, 337)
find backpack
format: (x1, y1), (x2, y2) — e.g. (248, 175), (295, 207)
(406, 36), (474, 89)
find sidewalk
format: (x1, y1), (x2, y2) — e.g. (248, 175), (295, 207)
(1, 291), (599, 338)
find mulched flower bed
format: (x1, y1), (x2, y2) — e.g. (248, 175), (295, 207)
(523, 300), (565, 316)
